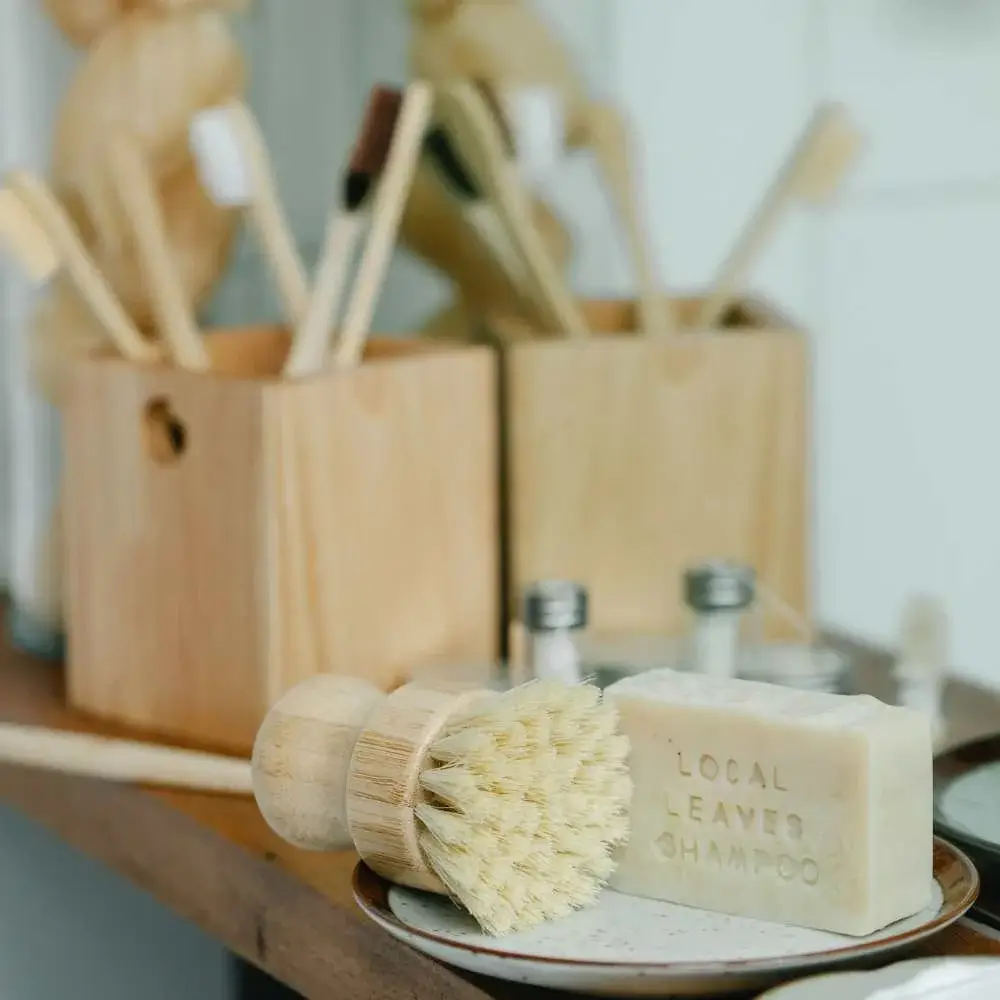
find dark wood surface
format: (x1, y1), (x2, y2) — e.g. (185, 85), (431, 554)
(2, 617), (1000, 999)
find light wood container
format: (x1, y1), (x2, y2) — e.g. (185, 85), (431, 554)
(62, 327), (499, 753)
(495, 296), (810, 641)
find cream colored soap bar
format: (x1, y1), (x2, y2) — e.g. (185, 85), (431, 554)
(606, 669), (933, 936)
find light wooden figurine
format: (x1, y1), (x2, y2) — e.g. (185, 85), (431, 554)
(389, 2), (578, 344)
(20, 0), (247, 630)
(406, 0), (676, 338)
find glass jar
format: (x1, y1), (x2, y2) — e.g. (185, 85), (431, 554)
(682, 561), (756, 679)
(522, 580), (587, 684)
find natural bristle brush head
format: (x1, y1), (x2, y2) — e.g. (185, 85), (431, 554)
(345, 86), (404, 211)
(252, 676), (632, 937)
(189, 103), (255, 207)
(413, 680), (632, 935)
(898, 594), (949, 679)
(0, 188), (60, 282)
(790, 103), (865, 204)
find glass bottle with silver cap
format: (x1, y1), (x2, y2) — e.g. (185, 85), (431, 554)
(522, 580), (587, 684)
(684, 561), (756, 679)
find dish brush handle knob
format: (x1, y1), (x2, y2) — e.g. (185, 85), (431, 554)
(251, 675), (385, 851)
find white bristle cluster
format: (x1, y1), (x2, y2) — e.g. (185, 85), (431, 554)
(415, 680), (631, 936)
(897, 593), (949, 679)
(189, 106), (252, 207)
(505, 85), (564, 193)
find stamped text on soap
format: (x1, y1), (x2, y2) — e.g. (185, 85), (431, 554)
(653, 751), (820, 886)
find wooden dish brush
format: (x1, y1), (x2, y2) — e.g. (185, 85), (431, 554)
(252, 674), (632, 936)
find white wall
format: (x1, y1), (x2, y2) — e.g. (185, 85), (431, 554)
(352, 0), (1000, 687)
(1, 0), (999, 995)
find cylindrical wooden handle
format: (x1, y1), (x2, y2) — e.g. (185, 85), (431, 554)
(0, 724), (251, 794)
(346, 682), (488, 893)
(251, 675), (385, 851)
(251, 674), (493, 895)
(5, 171), (158, 364)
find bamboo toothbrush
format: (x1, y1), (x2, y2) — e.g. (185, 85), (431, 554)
(331, 81), (435, 369)
(189, 101), (309, 327)
(895, 594), (949, 747)
(108, 133), (209, 371)
(576, 100), (678, 337)
(283, 86), (403, 378)
(0, 724), (252, 795)
(253, 673), (632, 936)
(422, 105), (533, 304)
(0, 173), (156, 363)
(435, 81), (589, 339)
(696, 103), (863, 330)
(401, 160), (538, 329)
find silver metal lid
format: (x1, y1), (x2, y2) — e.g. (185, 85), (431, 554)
(523, 580), (588, 632)
(684, 562), (756, 613)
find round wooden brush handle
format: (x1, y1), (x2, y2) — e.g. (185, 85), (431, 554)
(251, 675), (385, 850)
(252, 674), (489, 893)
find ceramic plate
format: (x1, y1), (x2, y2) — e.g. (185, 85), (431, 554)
(935, 737), (1000, 862)
(757, 957), (1000, 999)
(353, 838), (978, 997)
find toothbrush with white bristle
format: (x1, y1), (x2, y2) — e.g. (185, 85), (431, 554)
(189, 101), (309, 326)
(895, 593), (949, 746)
(284, 85), (402, 378)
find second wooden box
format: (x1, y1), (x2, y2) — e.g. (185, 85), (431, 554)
(498, 296), (810, 640)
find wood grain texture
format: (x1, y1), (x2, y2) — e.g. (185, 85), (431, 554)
(346, 683), (487, 893)
(0, 615), (999, 998)
(499, 297), (809, 640)
(63, 328), (500, 752)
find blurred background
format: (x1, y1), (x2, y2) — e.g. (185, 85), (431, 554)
(1, 0), (999, 996)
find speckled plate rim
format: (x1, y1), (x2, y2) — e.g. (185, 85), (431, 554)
(353, 838), (977, 985)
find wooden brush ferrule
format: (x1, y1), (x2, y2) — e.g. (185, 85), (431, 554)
(346, 682), (490, 893)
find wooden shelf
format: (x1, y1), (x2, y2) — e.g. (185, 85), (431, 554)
(0, 613), (999, 999)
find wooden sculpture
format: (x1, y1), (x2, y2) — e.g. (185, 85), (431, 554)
(23, 0), (247, 631)
(33, 0), (246, 402)
(406, 0), (675, 337)
(401, 0), (577, 343)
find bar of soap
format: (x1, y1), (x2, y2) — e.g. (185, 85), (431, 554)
(606, 669), (933, 936)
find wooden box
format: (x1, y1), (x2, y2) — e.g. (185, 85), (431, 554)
(496, 296), (810, 640)
(62, 327), (500, 752)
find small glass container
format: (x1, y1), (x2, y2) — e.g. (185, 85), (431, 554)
(740, 642), (852, 694)
(683, 561), (756, 679)
(522, 580), (588, 684)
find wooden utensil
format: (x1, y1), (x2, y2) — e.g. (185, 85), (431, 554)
(434, 81), (589, 339)
(696, 103), (863, 330)
(579, 101), (678, 337)
(422, 123), (533, 309)
(108, 132), (209, 370)
(0, 172), (155, 363)
(331, 81), (435, 369)
(0, 723), (251, 794)
(190, 101), (309, 329)
(283, 86), (403, 378)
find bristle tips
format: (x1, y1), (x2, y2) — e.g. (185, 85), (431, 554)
(0, 190), (59, 283)
(416, 680), (631, 936)
(899, 594), (949, 669)
(797, 104), (864, 203)
(349, 86), (404, 183)
(189, 107), (253, 207)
